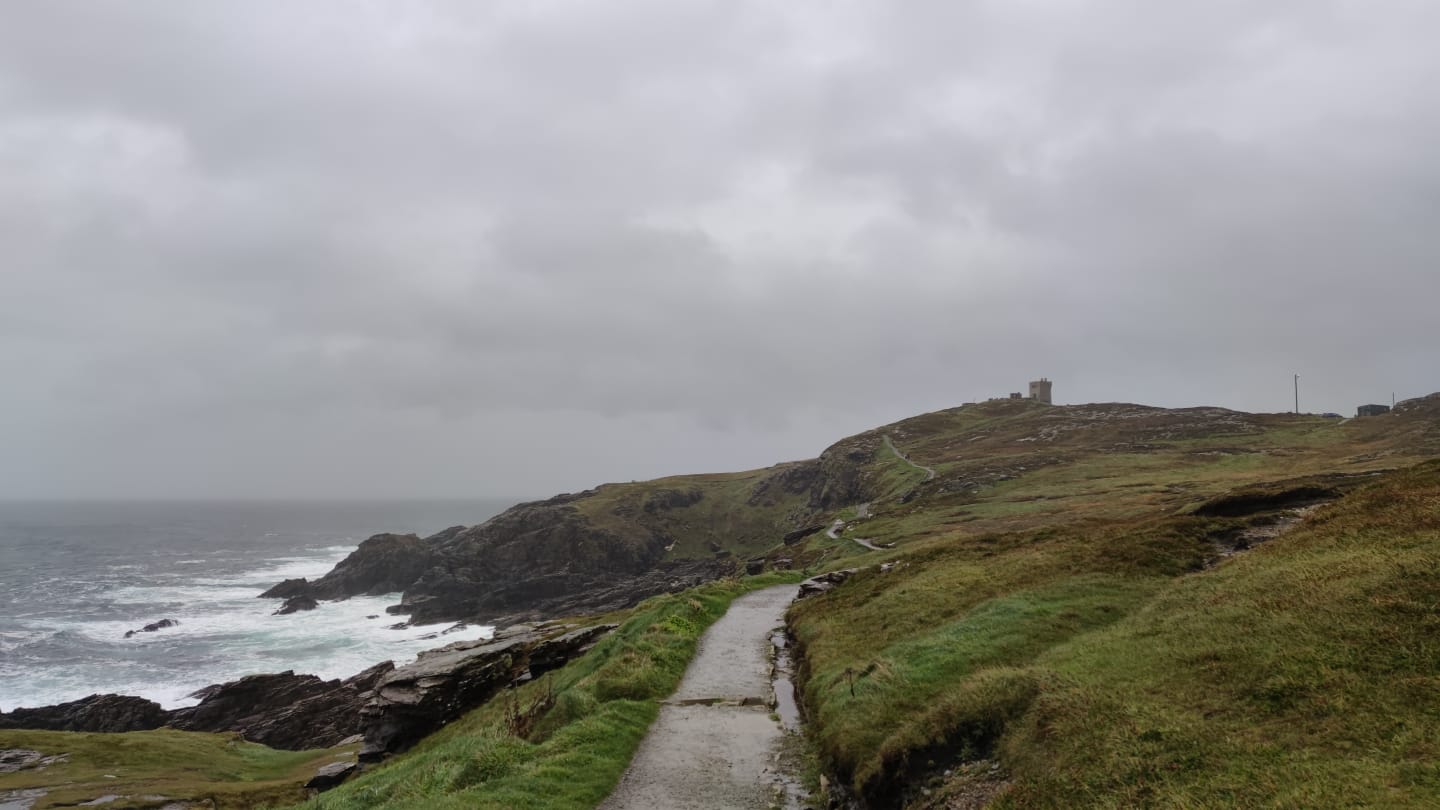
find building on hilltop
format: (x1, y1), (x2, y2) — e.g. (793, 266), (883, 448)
(987, 378), (1055, 405)
(1357, 404), (1391, 417)
(1029, 378), (1053, 405)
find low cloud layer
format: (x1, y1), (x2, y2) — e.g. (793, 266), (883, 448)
(3, 1), (1436, 498)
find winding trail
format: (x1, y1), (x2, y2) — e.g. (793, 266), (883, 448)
(884, 434), (936, 481)
(600, 584), (804, 810)
(824, 503), (889, 551)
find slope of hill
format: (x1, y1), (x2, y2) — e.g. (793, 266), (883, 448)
(784, 394), (1440, 807)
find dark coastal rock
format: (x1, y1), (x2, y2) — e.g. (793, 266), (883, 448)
(258, 578), (315, 600)
(306, 533), (436, 600)
(0, 694), (168, 733)
(169, 663), (394, 750)
(124, 618), (178, 639)
(275, 595), (319, 615)
(360, 623), (616, 760)
(305, 760), (359, 791)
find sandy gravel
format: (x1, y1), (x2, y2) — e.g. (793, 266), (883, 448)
(599, 584), (800, 810)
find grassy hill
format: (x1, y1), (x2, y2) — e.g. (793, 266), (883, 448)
(783, 395), (1440, 807)
(520, 396), (1439, 573)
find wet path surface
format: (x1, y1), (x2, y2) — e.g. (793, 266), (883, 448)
(600, 584), (803, 810)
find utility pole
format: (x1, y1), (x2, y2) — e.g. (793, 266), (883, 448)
(1294, 373), (1300, 414)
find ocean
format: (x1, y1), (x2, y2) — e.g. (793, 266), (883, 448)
(0, 498), (516, 712)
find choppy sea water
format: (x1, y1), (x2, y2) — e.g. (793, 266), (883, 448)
(0, 499), (515, 712)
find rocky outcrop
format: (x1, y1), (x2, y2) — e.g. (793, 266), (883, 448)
(258, 578), (315, 599)
(124, 618), (178, 638)
(277, 445), (874, 626)
(782, 524), (827, 545)
(3, 623), (610, 757)
(0, 694), (168, 733)
(169, 662), (394, 750)
(294, 495), (741, 626)
(275, 595), (319, 615)
(305, 760), (359, 791)
(797, 569), (859, 599)
(360, 623), (616, 760)
(404, 557), (736, 627)
(0, 749), (68, 774)
(308, 533), (436, 600)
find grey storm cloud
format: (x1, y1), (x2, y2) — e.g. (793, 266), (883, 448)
(2, 0), (1437, 499)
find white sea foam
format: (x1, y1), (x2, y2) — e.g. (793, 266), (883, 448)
(1, 548), (492, 711)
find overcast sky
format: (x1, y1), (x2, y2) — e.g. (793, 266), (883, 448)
(2, 1), (1437, 499)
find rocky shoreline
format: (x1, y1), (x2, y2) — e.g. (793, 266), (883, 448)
(0, 619), (617, 793)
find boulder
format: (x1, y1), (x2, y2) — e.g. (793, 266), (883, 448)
(797, 569), (859, 599)
(359, 623), (616, 760)
(305, 760), (358, 791)
(124, 619), (178, 639)
(274, 595), (319, 615)
(0, 694), (167, 733)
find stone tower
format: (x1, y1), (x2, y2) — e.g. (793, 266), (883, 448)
(1029, 378), (1053, 405)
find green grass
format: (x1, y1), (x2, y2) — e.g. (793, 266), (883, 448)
(994, 461), (1440, 808)
(790, 461), (1440, 807)
(0, 728), (350, 809)
(290, 572), (802, 810)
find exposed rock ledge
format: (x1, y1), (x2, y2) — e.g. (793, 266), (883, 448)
(361, 622), (616, 759)
(0, 624), (614, 756)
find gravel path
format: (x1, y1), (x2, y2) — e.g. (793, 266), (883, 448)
(884, 434), (936, 480)
(599, 584), (802, 810)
